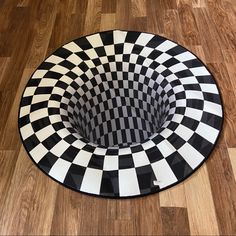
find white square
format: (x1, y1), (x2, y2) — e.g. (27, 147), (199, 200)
(160, 128), (173, 139)
(203, 101), (222, 117)
(72, 150), (92, 167)
(32, 70), (47, 78)
(136, 33), (154, 46)
(50, 64), (69, 74)
(157, 140), (176, 157)
(63, 42), (82, 53)
(178, 143), (204, 169)
(67, 53), (82, 65)
(119, 169), (140, 197)
(133, 151), (150, 168)
(39, 78), (58, 87)
(174, 124), (194, 141)
(114, 30), (127, 44)
(169, 63), (188, 73)
(151, 159), (177, 188)
(185, 107), (203, 121)
(71, 67), (84, 77)
(118, 147), (132, 155)
(156, 40), (177, 52)
(84, 48), (98, 59)
(156, 53), (172, 64)
(200, 84), (218, 94)
(50, 140), (70, 156)
(45, 55), (64, 64)
(195, 122), (219, 144)
(29, 108), (48, 122)
(93, 147), (107, 155)
(156, 64), (167, 73)
(142, 140), (155, 150)
(180, 76), (198, 85)
(49, 158), (71, 182)
(104, 45), (115, 56)
(32, 94), (50, 104)
(20, 123), (34, 140)
(190, 67), (210, 76)
(86, 34), (103, 47)
(123, 43), (134, 54)
(20, 105), (31, 117)
(35, 125), (55, 142)
(80, 168), (103, 194)
(185, 90), (204, 100)
(103, 155), (119, 170)
(30, 143), (48, 163)
(24, 87), (36, 96)
(174, 51), (196, 62)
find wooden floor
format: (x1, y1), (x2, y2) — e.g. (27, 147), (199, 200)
(0, 0), (236, 235)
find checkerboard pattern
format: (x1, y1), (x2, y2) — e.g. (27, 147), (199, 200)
(19, 30), (223, 198)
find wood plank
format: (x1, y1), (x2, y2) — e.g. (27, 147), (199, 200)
(115, 0), (131, 30)
(206, 0), (236, 50)
(25, 0), (57, 68)
(184, 164), (219, 235)
(0, 146), (58, 235)
(83, 0), (102, 35)
(100, 13), (116, 31)
(160, 183), (186, 207)
(50, 186), (82, 235)
(102, 0), (116, 13)
(134, 195), (163, 235)
(228, 148), (236, 181)
(178, 1), (200, 45)
(131, 0), (147, 17)
(193, 8), (223, 62)
(161, 207), (190, 236)
(207, 148), (236, 235)
(163, 9), (184, 44)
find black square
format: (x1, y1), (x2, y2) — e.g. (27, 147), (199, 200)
(74, 37), (93, 50)
(136, 165), (159, 194)
(82, 144), (96, 152)
(54, 47), (72, 59)
(31, 117), (51, 132)
(42, 133), (62, 150)
(188, 133), (213, 156)
(119, 154), (134, 169)
(146, 146), (164, 163)
(95, 46), (106, 57)
(76, 51), (90, 60)
(100, 170), (119, 197)
(38, 152), (58, 173)
(181, 117), (199, 131)
(24, 134), (40, 152)
(166, 152), (192, 180)
(115, 44), (124, 54)
(167, 133), (186, 150)
(100, 31), (113, 45)
(64, 164), (86, 190)
(88, 154), (104, 169)
(19, 114), (30, 127)
(59, 60), (75, 69)
(61, 146), (79, 162)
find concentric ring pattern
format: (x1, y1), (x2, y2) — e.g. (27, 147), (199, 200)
(19, 30), (223, 198)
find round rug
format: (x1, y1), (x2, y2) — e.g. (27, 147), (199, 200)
(18, 30), (223, 198)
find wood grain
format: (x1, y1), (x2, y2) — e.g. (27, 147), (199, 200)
(161, 207), (190, 235)
(0, 0), (236, 235)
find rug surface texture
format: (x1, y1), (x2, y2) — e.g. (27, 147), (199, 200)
(19, 30), (223, 198)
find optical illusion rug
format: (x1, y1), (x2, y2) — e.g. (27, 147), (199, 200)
(18, 30), (223, 198)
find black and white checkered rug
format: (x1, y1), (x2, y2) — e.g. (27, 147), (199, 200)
(19, 30), (223, 198)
